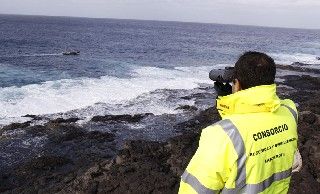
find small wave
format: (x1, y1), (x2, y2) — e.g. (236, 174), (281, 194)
(270, 52), (320, 65)
(21, 53), (63, 57)
(305, 42), (320, 48)
(0, 53), (62, 58)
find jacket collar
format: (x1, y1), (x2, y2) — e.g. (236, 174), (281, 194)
(216, 84), (281, 118)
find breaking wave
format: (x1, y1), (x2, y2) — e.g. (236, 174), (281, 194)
(0, 65), (221, 125)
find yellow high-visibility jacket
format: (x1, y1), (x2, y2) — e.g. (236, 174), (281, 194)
(179, 84), (298, 194)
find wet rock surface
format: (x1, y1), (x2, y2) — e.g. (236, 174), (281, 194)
(175, 105), (198, 112)
(277, 64), (320, 74)
(1, 65), (320, 193)
(0, 121), (31, 132)
(91, 113), (154, 123)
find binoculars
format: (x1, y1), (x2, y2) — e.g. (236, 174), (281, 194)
(209, 67), (234, 82)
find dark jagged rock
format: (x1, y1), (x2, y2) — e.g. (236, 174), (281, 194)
(0, 123), (117, 193)
(0, 174), (13, 193)
(283, 75), (320, 91)
(49, 117), (80, 124)
(291, 62), (311, 66)
(0, 121), (31, 132)
(175, 105), (198, 111)
(21, 156), (72, 171)
(166, 132), (200, 177)
(47, 125), (87, 143)
(39, 124), (115, 145)
(277, 64), (320, 74)
(22, 114), (43, 120)
(86, 131), (115, 142)
(91, 113), (153, 123)
(181, 92), (210, 100)
(59, 139), (181, 194)
(299, 95), (320, 115)
(300, 111), (317, 124)
(25, 125), (53, 136)
(0, 156), (73, 194)
(174, 106), (220, 132)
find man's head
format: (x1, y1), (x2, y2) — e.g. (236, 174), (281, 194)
(232, 51), (276, 93)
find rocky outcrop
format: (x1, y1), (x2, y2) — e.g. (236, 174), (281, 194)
(277, 64), (320, 74)
(1, 68), (320, 194)
(281, 76), (320, 194)
(91, 113), (153, 123)
(0, 121), (31, 132)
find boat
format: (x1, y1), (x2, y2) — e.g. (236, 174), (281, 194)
(62, 50), (80, 55)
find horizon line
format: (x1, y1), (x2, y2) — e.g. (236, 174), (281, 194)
(1, 13), (320, 31)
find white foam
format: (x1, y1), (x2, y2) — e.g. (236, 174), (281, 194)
(0, 117), (31, 127)
(270, 53), (320, 66)
(0, 66), (215, 125)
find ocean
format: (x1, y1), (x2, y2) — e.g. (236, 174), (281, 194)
(0, 14), (320, 126)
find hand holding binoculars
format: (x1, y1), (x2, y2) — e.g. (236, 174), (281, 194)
(209, 67), (234, 96)
(209, 66), (234, 82)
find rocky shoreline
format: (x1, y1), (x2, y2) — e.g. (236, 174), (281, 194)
(1, 64), (320, 193)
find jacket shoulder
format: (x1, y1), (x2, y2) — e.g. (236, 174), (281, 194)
(281, 99), (298, 113)
(188, 120), (238, 179)
(200, 120), (238, 151)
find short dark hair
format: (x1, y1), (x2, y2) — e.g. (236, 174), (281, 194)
(234, 51), (276, 90)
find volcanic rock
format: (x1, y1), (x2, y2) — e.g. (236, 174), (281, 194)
(175, 105), (198, 111)
(49, 117), (80, 124)
(91, 113), (153, 123)
(277, 64), (320, 74)
(0, 121), (31, 132)
(22, 114), (43, 120)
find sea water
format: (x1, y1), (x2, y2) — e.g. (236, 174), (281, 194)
(0, 14), (320, 125)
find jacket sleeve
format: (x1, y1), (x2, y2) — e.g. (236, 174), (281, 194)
(179, 124), (238, 194)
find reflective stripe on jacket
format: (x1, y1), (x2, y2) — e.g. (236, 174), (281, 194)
(179, 84), (298, 194)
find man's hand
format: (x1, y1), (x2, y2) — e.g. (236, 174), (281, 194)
(214, 81), (232, 96)
(292, 149), (302, 173)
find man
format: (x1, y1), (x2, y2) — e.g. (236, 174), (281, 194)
(179, 52), (299, 194)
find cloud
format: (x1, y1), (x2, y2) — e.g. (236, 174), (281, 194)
(0, 0), (319, 29)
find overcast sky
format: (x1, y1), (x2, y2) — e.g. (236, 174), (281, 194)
(0, 0), (319, 29)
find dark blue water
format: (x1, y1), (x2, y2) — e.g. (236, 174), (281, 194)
(0, 14), (319, 124)
(1, 14), (319, 88)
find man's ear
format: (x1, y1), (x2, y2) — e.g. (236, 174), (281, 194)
(232, 79), (242, 93)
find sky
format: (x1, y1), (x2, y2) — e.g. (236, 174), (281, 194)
(0, 0), (320, 29)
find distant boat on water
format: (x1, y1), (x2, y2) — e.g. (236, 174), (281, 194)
(62, 50), (80, 55)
